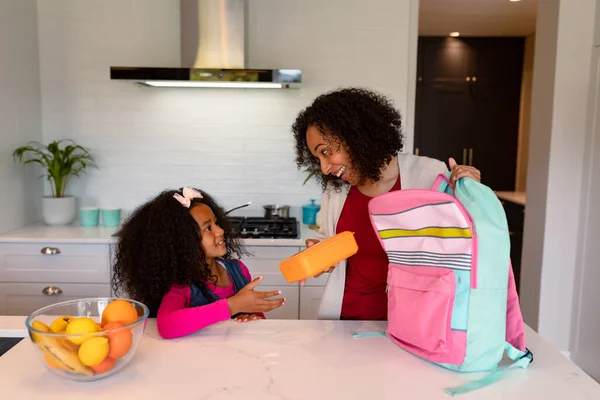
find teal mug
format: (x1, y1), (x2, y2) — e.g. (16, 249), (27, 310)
(101, 209), (121, 227)
(80, 207), (100, 227)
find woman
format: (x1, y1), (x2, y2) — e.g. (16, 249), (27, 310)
(292, 87), (481, 320)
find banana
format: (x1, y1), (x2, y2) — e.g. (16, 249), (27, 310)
(36, 334), (94, 376)
(57, 332), (81, 353)
(30, 320), (51, 343)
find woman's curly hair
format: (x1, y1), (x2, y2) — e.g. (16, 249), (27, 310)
(112, 188), (248, 317)
(292, 87), (404, 190)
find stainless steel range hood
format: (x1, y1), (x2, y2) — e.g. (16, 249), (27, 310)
(110, 0), (302, 89)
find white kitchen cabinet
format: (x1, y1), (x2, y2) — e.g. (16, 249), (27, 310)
(0, 243), (110, 284)
(299, 286), (326, 320)
(0, 241), (113, 316)
(0, 227), (329, 320)
(240, 246), (301, 286)
(240, 245), (327, 320)
(259, 285), (299, 320)
(0, 282), (111, 316)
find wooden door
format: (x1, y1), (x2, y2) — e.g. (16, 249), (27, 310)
(418, 37), (476, 84)
(415, 36), (524, 190)
(470, 83), (522, 190)
(415, 82), (473, 164)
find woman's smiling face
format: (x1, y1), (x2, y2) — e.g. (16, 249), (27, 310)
(306, 125), (357, 185)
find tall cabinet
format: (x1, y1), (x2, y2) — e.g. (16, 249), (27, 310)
(414, 37), (525, 191)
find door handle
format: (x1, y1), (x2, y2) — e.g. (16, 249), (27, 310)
(40, 247), (60, 255)
(468, 148), (474, 166)
(42, 286), (63, 296)
(462, 148), (467, 165)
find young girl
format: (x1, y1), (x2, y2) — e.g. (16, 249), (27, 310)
(292, 87), (481, 321)
(112, 187), (285, 339)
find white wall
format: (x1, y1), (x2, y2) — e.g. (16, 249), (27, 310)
(36, 0), (418, 216)
(570, 0), (600, 382)
(521, 0), (597, 351)
(0, 0), (43, 233)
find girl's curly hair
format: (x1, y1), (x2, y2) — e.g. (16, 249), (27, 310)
(292, 87), (404, 190)
(112, 188), (248, 317)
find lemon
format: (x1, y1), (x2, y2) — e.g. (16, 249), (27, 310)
(78, 337), (109, 366)
(65, 317), (100, 345)
(50, 316), (73, 333)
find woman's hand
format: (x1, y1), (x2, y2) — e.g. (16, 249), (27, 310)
(448, 157), (481, 187)
(234, 313), (264, 323)
(227, 276), (285, 316)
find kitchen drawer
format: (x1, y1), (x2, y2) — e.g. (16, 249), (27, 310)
(259, 285), (299, 320)
(0, 243), (110, 284)
(300, 286), (325, 320)
(0, 282), (111, 316)
(240, 246), (301, 287)
(303, 267), (330, 287)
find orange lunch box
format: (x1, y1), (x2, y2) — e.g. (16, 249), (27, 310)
(279, 231), (358, 283)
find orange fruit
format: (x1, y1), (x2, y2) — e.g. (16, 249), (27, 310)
(44, 353), (63, 370)
(90, 356), (116, 374)
(103, 321), (133, 359)
(101, 300), (138, 326)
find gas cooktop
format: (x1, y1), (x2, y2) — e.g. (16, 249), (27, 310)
(227, 217), (298, 239)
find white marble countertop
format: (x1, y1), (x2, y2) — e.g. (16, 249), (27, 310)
(0, 223), (316, 247)
(1, 318), (599, 399)
(495, 191), (527, 206)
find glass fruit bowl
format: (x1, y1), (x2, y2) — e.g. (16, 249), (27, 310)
(25, 297), (149, 382)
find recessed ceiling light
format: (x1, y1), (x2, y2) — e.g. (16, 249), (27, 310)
(449, 32), (460, 37)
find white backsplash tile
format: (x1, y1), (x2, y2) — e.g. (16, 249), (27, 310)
(36, 0), (412, 215)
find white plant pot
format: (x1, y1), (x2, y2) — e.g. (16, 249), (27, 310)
(42, 196), (76, 225)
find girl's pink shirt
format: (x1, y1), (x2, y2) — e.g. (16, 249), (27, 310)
(156, 260), (263, 339)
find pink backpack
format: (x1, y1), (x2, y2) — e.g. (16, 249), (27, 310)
(354, 174), (532, 396)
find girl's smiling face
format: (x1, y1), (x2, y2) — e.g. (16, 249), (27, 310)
(189, 203), (227, 259)
(306, 125), (357, 185)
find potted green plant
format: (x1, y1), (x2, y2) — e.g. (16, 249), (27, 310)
(13, 140), (96, 225)
(302, 167), (320, 186)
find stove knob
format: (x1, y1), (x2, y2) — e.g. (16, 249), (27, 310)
(253, 228), (259, 235)
(241, 228), (247, 235)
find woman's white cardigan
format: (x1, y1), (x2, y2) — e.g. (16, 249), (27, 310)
(313, 153), (449, 319)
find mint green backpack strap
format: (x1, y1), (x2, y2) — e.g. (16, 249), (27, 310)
(444, 343), (533, 397)
(352, 331), (386, 339)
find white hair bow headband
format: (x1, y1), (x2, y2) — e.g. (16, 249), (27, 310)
(173, 187), (203, 208)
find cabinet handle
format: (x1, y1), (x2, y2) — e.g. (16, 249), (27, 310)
(417, 76), (423, 82)
(465, 77), (471, 82)
(42, 286), (63, 296)
(468, 148), (474, 166)
(415, 147), (420, 156)
(462, 148), (467, 165)
(40, 247), (60, 255)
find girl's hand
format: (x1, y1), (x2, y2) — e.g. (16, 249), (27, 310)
(234, 313), (264, 323)
(227, 276), (285, 316)
(448, 157), (481, 187)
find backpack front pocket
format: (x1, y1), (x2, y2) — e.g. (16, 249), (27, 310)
(386, 265), (455, 355)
